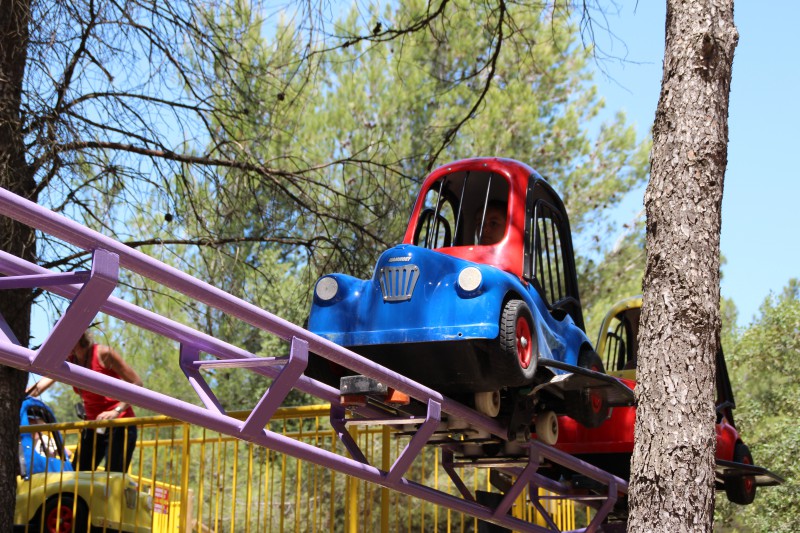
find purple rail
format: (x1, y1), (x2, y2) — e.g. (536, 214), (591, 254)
(0, 186), (627, 532)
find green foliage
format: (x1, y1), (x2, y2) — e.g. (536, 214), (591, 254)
(715, 280), (800, 531)
(579, 215), (646, 339)
(316, 0), (651, 232)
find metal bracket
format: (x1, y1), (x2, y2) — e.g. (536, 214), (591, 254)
(179, 344), (227, 414)
(491, 447), (539, 520)
(441, 449), (476, 502)
(330, 405), (371, 465)
(33, 249), (119, 368)
(386, 399), (441, 485)
(180, 336), (309, 439)
(240, 337), (308, 438)
(331, 398), (443, 487)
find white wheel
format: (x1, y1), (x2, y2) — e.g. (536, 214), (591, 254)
(474, 391), (501, 417)
(535, 410), (559, 445)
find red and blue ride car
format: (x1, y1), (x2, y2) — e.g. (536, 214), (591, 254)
(307, 158), (606, 429)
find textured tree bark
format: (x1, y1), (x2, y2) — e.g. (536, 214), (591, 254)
(0, 0), (35, 529)
(628, 1), (738, 531)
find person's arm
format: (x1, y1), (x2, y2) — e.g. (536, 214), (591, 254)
(26, 377), (55, 397)
(95, 345), (143, 420)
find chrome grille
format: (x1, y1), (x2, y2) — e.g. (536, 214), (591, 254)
(379, 265), (420, 302)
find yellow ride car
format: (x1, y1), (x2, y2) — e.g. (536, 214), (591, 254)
(15, 396), (153, 533)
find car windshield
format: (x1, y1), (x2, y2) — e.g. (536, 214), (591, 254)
(413, 171), (510, 249)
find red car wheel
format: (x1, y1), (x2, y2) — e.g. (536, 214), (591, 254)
(565, 349), (610, 428)
(39, 495), (88, 533)
(725, 441), (757, 505)
(500, 299), (538, 384)
(516, 316), (533, 369)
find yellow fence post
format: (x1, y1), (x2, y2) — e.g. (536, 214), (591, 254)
(345, 475), (359, 533)
(381, 426), (390, 533)
(344, 425), (360, 533)
(179, 422), (191, 533)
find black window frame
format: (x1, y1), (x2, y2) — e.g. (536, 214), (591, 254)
(523, 176), (584, 330)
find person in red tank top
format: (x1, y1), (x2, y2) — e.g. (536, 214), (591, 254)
(29, 331), (143, 473)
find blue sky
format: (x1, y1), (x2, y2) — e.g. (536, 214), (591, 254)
(591, 2), (800, 327)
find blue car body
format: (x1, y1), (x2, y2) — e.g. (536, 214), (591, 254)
(307, 158), (593, 394)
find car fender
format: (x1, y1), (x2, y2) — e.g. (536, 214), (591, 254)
(16, 472), (153, 532)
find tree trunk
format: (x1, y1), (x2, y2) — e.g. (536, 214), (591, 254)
(628, 1), (738, 531)
(0, 0), (35, 529)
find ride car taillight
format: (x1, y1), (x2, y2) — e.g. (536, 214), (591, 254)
(125, 487), (138, 509)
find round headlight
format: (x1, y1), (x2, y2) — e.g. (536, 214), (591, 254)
(315, 277), (339, 301)
(457, 267), (482, 292)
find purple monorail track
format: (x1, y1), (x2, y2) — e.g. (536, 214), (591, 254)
(0, 186), (626, 532)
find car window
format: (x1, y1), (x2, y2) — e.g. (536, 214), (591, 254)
(413, 172), (509, 249)
(415, 187), (457, 249)
(604, 317), (627, 371)
(602, 308), (640, 372)
(530, 201), (568, 305)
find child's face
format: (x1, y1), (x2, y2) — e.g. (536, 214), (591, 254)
(477, 206), (506, 245)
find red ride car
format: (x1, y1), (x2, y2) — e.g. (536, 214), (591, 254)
(550, 296), (782, 505)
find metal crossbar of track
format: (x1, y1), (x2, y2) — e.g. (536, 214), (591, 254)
(0, 186), (627, 532)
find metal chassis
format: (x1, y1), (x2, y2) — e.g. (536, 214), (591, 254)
(0, 187), (626, 532)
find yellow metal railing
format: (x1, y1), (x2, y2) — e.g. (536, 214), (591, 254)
(17, 405), (581, 532)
